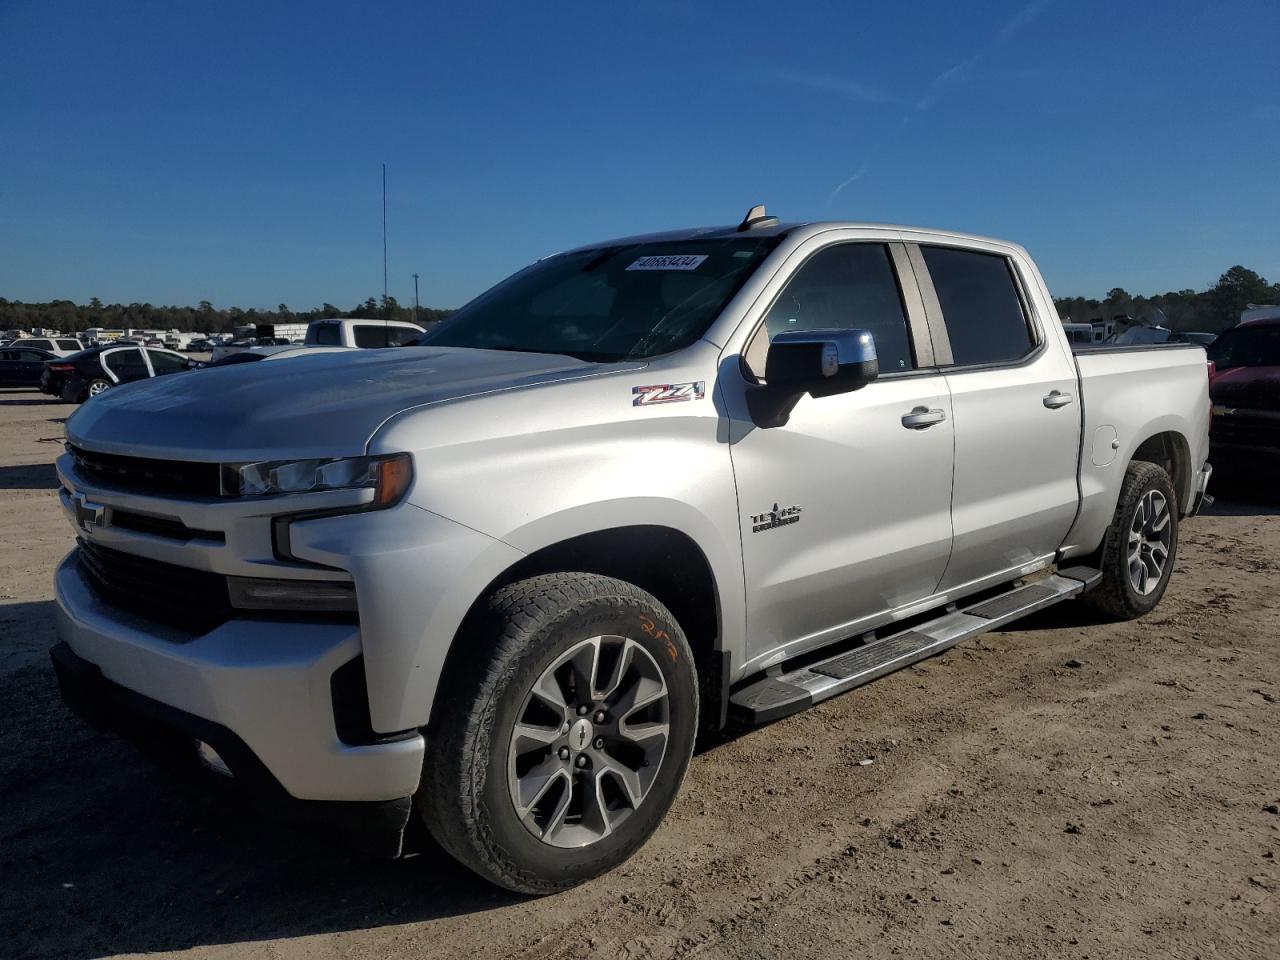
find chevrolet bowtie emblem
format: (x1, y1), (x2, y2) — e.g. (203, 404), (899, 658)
(73, 493), (108, 532)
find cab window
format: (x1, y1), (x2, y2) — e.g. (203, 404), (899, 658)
(306, 323), (342, 346)
(353, 325), (389, 348)
(747, 243), (915, 378)
(385, 325), (422, 346)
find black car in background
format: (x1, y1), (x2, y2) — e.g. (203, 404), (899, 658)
(41, 344), (197, 403)
(0, 345), (58, 387)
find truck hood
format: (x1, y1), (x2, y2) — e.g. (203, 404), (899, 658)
(67, 346), (644, 461)
(1210, 365), (1280, 412)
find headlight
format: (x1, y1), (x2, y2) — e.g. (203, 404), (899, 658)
(223, 452), (412, 507)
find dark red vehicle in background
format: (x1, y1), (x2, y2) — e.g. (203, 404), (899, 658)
(1206, 316), (1280, 468)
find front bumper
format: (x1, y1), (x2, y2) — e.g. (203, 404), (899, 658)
(50, 640), (413, 857)
(53, 553), (426, 803)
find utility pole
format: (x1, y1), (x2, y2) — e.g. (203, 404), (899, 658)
(381, 163), (389, 322)
(412, 272), (420, 325)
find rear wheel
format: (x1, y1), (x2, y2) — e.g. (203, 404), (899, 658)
(420, 573), (698, 894)
(84, 378), (111, 401)
(1083, 461), (1179, 620)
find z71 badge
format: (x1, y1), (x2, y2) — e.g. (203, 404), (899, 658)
(751, 503), (802, 533)
(632, 381), (706, 406)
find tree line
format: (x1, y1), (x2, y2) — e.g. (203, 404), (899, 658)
(2, 265), (1276, 337)
(1053, 265), (1278, 334)
(0, 295), (452, 335)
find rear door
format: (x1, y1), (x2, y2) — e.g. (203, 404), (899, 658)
(909, 243), (1080, 592)
(101, 346), (149, 384)
(728, 238), (955, 669)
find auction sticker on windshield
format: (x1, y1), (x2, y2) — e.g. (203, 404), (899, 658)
(626, 254), (708, 271)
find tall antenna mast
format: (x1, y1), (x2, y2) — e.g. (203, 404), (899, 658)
(382, 163), (388, 323)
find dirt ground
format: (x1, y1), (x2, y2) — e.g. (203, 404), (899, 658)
(2, 386), (1277, 960)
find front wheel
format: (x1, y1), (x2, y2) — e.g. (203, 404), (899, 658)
(420, 573), (698, 894)
(1083, 461), (1179, 620)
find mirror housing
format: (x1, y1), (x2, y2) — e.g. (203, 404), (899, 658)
(765, 329), (879, 398)
(748, 329), (879, 427)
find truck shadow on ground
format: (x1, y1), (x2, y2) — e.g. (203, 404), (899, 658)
(1, 608), (526, 960)
(0, 462), (60, 490)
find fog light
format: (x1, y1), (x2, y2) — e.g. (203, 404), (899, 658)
(196, 740), (233, 778)
(227, 576), (357, 612)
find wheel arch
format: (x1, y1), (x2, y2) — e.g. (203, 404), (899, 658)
(434, 524), (731, 733)
(1130, 428), (1193, 513)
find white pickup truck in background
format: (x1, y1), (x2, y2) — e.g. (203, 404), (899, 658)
(51, 209), (1212, 893)
(210, 318), (425, 362)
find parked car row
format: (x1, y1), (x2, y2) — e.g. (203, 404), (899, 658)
(39, 344), (198, 402)
(3, 319), (431, 402)
(0, 345), (59, 386)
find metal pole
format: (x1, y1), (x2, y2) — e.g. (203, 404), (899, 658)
(382, 164), (388, 322)
(412, 272), (420, 325)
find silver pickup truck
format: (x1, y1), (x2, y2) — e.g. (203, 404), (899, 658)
(50, 208), (1212, 893)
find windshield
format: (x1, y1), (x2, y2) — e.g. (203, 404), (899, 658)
(1207, 325), (1280, 368)
(420, 237), (780, 361)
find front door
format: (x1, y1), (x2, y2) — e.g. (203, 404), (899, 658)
(725, 240), (955, 671)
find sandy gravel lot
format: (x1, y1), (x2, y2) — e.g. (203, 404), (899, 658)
(2, 386), (1277, 960)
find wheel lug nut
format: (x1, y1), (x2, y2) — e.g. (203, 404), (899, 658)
(558, 746), (570, 760)
(593, 737), (605, 749)
(577, 705), (590, 716)
(594, 710), (606, 723)
(575, 755), (588, 768)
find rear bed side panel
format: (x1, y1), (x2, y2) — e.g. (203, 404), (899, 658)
(1059, 346), (1210, 559)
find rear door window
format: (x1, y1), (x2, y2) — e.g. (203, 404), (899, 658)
(102, 347), (148, 381)
(57, 339), (81, 351)
(921, 246), (1035, 366)
(353, 325), (389, 348)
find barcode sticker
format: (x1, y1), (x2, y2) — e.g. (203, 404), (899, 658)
(626, 255), (708, 271)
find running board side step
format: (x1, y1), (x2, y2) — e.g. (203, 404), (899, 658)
(729, 571), (1097, 725)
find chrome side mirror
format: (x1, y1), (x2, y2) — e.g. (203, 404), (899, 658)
(764, 328), (878, 397)
(748, 329), (879, 428)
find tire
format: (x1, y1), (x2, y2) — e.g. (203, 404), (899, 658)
(1083, 461), (1179, 620)
(420, 573), (698, 894)
(82, 378), (112, 402)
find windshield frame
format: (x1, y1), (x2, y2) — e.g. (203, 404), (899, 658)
(419, 235), (784, 362)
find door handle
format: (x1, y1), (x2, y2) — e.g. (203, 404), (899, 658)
(1043, 390), (1074, 409)
(901, 406), (946, 429)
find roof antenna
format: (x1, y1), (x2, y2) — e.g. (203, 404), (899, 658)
(738, 203), (778, 231)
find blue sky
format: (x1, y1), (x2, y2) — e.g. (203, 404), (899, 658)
(2, 0), (1277, 309)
